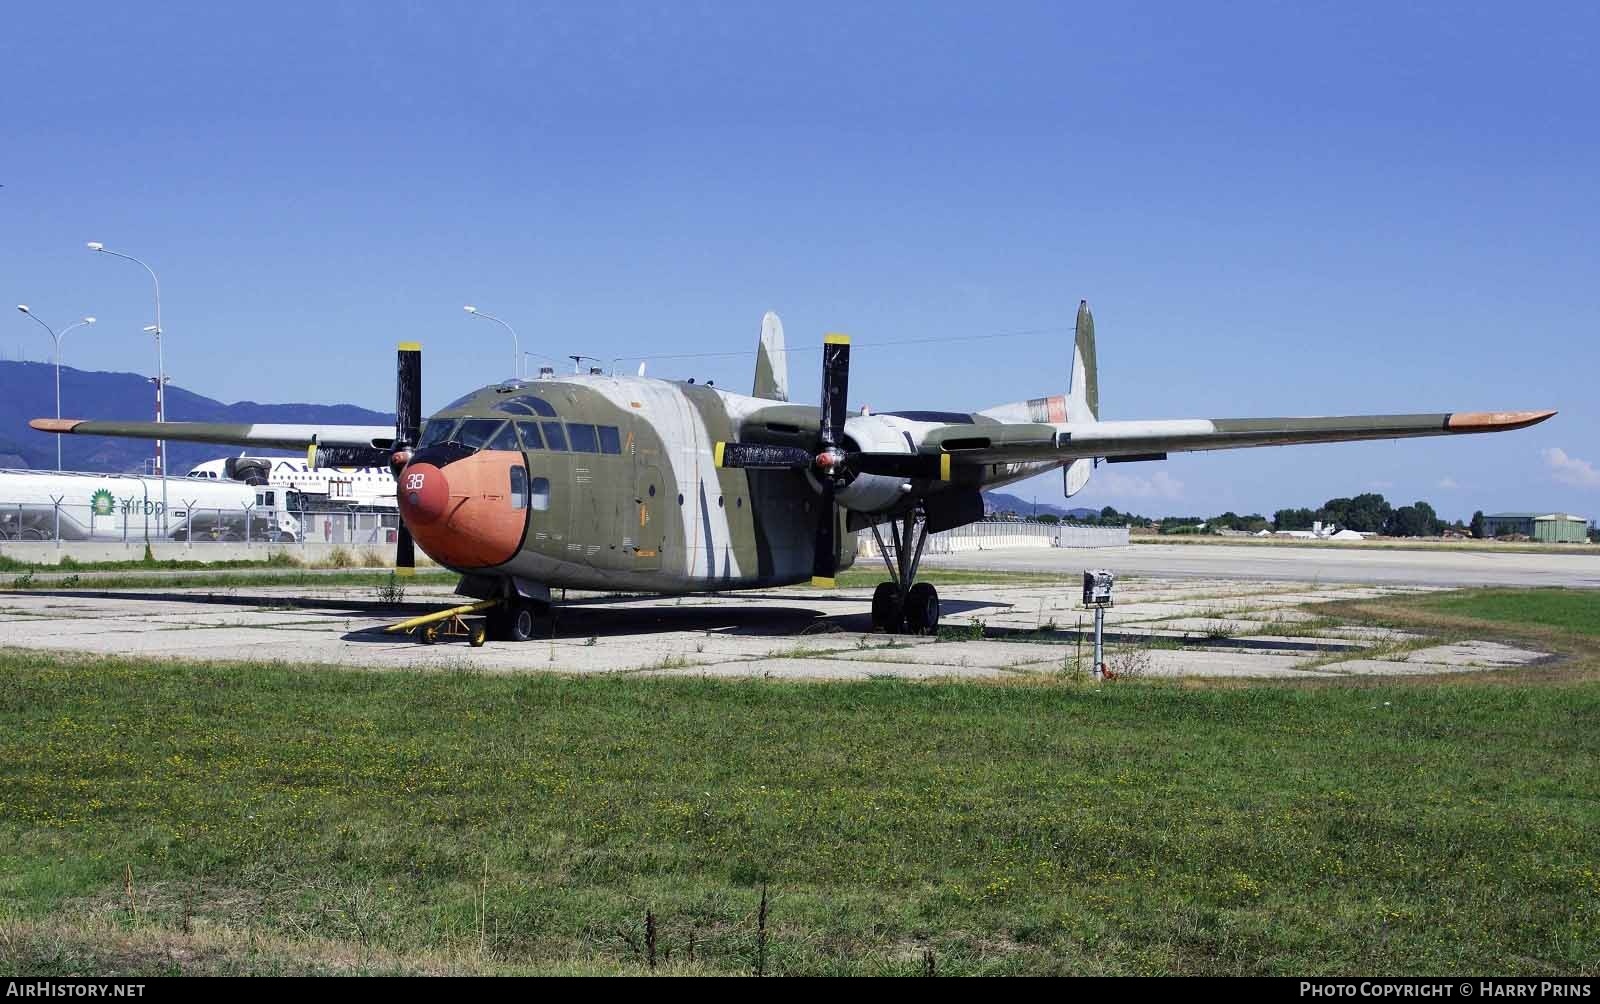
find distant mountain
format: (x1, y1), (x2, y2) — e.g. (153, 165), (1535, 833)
(0, 360), (392, 474)
(982, 491), (1070, 519)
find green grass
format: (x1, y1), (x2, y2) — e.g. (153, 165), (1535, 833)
(1411, 589), (1600, 637)
(1, 649), (1596, 975)
(0, 551), (305, 573)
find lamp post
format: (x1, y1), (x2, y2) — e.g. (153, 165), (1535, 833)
(16, 306), (96, 470)
(88, 242), (167, 530)
(463, 305), (520, 379)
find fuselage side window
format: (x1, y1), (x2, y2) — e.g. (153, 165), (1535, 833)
(515, 421), (544, 450)
(455, 419), (506, 450)
(530, 476), (551, 512)
(598, 426), (622, 455)
(567, 423), (599, 453)
(510, 466), (529, 510)
(541, 421), (568, 452)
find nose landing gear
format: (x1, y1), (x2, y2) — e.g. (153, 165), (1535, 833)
(867, 510), (940, 635)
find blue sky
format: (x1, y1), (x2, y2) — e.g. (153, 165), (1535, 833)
(3, 2), (1596, 520)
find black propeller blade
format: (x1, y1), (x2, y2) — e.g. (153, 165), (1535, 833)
(810, 333), (852, 586)
(713, 442), (815, 470)
(818, 333), (850, 454)
(392, 341), (421, 572)
(309, 445), (393, 469)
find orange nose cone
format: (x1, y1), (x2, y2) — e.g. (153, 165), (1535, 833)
(397, 452), (528, 570)
(399, 463), (450, 525)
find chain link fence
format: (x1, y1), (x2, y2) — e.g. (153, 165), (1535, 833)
(859, 518), (1128, 558)
(0, 499), (400, 548)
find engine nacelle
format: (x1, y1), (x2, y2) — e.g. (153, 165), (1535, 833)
(829, 414), (918, 514)
(224, 457), (274, 485)
(833, 471), (910, 512)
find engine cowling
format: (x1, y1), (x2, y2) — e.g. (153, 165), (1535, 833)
(828, 414), (916, 513)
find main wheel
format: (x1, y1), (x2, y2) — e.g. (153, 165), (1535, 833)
(503, 601), (539, 642)
(871, 582), (902, 633)
(903, 583), (941, 635)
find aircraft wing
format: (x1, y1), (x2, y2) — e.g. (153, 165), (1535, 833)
(29, 418), (397, 452)
(913, 410), (1556, 467)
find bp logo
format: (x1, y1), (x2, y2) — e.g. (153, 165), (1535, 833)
(89, 489), (116, 517)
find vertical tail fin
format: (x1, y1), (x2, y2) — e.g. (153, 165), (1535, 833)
(1063, 300), (1098, 497)
(1067, 299), (1098, 422)
(752, 311), (789, 401)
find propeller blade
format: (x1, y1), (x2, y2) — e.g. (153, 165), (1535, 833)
(713, 441), (814, 470)
(308, 445), (394, 470)
(394, 341), (422, 574)
(396, 341), (422, 448)
(811, 481), (838, 587)
(818, 333), (851, 450)
(396, 522), (415, 570)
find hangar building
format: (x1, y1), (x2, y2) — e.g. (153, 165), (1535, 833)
(1483, 512), (1590, 543)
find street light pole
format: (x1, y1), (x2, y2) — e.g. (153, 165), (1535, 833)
(17, 306), (96, 470)
(88, 242), (168, 531)
(463, 305), (520, 379)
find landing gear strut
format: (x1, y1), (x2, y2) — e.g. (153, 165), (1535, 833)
(867, 510), (940, 635)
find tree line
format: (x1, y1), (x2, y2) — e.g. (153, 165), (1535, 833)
(1030, 494), (1478, 538)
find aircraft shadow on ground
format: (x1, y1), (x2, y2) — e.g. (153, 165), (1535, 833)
(15, 587), (1006, 643)
(343, 597), (1007, 643)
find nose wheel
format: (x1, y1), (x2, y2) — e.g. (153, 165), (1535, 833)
(867, 510), (941, 635)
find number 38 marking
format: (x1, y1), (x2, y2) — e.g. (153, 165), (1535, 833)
(405, 473), (426, 491)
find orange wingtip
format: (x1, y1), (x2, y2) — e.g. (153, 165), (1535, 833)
(1446, 410), (1557, 431)
(29, 418), (83, 433)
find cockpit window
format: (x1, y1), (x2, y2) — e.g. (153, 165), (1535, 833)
(515, 421), (544, 450)
(455, 419), (506, 450)
(486, 424), (520, 452)
(418, 420), (459, 448)
(566, 423), (599, 453)
(495, 395), (559, 418)
(541, 421), (568, 452)
(598, 425), (623, 455)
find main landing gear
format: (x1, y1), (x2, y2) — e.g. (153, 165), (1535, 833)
(485, 596), (550, 642)
(867, 510), (940, 635)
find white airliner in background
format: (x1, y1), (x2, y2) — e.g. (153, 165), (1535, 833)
(186, 456), (397, 509)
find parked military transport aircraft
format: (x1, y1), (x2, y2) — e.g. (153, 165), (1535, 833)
(31, 302), (1554, 639)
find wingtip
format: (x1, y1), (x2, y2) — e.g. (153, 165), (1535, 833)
(30, 418), (81, 433)
(1446, 409), (1558, 431)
